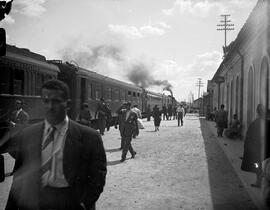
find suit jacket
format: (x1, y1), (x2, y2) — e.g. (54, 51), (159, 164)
(121, 110), (138, 137)
(4, 120), (107, 210)
(10, 109), (29, 125)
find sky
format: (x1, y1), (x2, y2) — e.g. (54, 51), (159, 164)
(0, 0), (257, 102)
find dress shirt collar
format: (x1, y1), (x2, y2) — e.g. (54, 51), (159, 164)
(44, 116), (69, 134)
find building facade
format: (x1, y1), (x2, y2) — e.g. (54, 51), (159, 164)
(208, 0), (270, 136)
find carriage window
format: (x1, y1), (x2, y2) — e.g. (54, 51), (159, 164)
(81, 78), (86, 102)
(0, 66), (10, 94)
(137, 93), (140, 97)
(128, 91), (131, 96)
(113, 87), (120, 101)
(133, 92), (136, 97)
(36, 73), (42, 95)
(13, 69), (24, 95)
(120, 89), (125, 101)
(95, 83), (102, 100)
(105, 87), (112, 101)
(88, 82), (92, 100)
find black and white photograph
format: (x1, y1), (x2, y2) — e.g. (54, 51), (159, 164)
(0, 0), (270, 209)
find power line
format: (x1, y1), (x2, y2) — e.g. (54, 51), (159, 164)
(195, 78), (204, 99)
(217, 14), (234, 57)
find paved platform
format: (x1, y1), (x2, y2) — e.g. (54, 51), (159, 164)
(205, 119), (267, 210)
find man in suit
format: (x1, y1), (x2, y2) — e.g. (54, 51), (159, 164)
(1, 79), (107, 210)
(215, 104), (228, 137)
(117, 101), (137, 162)
(115, 102), (127, 150)
(9, 99), (29, 126)
(95, 98), (107, 136)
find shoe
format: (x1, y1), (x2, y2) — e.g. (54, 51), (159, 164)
(120, 158), (126, 162)
(131, 152), (137, 159)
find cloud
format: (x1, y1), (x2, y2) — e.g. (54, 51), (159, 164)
(108, 24), (144, 39)
(149, 51), (222, 101)
(13, 0), (47, 17)
(162, 0), (255, 18)
(108, 22), (170, 39)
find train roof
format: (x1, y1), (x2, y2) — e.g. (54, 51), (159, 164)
(77, 66), (142, 91)
(144, 89), (164, 97)
(1, 45), (59, 74)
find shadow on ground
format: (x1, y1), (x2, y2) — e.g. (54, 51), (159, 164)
(106, 148), (121, 153)
(199, 118), (258, 210)
(107, 158), (131, 166)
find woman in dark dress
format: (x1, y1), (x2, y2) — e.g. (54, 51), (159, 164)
(241, 104), (267, 188)
(152, 105), (161, 131)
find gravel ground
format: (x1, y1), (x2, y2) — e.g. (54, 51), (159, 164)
(0, 114), (257, 210)
(97, 114), (257, 210)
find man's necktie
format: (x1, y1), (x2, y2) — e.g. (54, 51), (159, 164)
(41, 126), (56, 186)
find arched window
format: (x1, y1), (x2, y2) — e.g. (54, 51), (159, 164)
(260, 57), (269, 110)
(247, 67), (254, 126)
(230, 79), (234, 119)
(236, 76), (239, 116)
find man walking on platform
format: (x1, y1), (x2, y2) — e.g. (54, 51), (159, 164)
(176, 104), (185, 126)
(162, 104), (168, 120)
(115, 102), (127, 149)
(117, 101), (137, 162)
(215, 104), (228, 137)
(1, 79), (107, 210)
(95, 98), (107, 135)
(131, 104), (141, 138)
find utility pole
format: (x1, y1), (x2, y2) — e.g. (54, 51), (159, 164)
(217, 14), (234, 57)
(195, 78), (204, 99)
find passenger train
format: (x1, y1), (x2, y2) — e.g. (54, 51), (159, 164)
(0, 45), (175, 129)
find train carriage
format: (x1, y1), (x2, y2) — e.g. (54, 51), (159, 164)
(0, 45), (59, 125)
(51, 61), (143, 127)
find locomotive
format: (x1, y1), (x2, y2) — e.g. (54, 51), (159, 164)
(0, 45), (175, 129)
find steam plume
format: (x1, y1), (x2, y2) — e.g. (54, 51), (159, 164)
(127, 62), (173, 92)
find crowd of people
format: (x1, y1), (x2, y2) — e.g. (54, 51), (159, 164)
(1, 79), (270, 209)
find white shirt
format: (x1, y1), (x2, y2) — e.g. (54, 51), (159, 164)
(131, 107), (142, 119)
(42, 116), (69, 187)
(176, 106), (185, 115)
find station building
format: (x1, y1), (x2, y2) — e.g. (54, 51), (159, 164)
(207, 0), (270, 136)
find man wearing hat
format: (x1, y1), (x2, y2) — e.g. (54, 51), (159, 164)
(9, 99), (29, 127)
(95, 98), (107, 135)
(117, 101), (137, 162)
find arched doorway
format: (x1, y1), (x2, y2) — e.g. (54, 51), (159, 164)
(230, 79), (234, 120)
(236, 76), (239, 117)
(247, 67), (254, 126)
(260, 57), (269, 110)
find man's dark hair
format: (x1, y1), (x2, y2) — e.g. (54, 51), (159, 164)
(220, 104), (225, 109)
(41, 79), (69, 100)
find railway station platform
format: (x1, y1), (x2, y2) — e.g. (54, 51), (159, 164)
(205, 119), (267, 210)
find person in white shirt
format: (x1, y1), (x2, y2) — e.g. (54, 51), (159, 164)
(176, 104), (185, 126)
(131, 104), (142, 138)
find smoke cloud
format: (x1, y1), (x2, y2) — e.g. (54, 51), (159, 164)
(60, 45), (123, 69)
(60, 44), (173, 92)
(127, 61), (173, 93)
